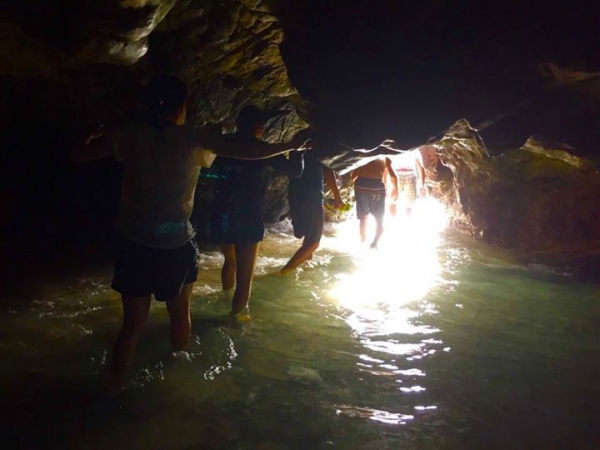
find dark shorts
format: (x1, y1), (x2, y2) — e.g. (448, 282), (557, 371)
(355, 181), (386, 221)
(209, 210), (265, 245)
(289, 199), (324, 244)
(112, 237), (200, 302)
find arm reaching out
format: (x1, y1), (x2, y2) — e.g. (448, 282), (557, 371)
(323, 166), (345, 209)
(72, 123), (112, 163)
(200, 128), (310, 161)
(353, 139), (406, 155)
(268, 150), (305, 178)
(384, 157), (398, 201)
(415, 153), (427, 196)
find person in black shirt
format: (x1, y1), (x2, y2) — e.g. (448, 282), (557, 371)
(210, 106), (304, 316)
(280, 152), (345, 275)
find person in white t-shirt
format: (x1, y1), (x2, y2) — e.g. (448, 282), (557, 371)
(74, 74), (308, 391)
(387, 149), (424, 216)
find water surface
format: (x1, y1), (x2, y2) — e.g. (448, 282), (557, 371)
(2, 203), (599, 449)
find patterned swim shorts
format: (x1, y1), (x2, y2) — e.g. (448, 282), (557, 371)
(396, 171), (417, 204)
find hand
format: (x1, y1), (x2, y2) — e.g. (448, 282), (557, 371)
(390, 187), (398, 201)
(298, 138), (312, 151)
(333, 198), (345, 210)
(419, 185), (428, 197)
(84, 122), (105, 144)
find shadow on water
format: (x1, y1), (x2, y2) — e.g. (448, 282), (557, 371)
(0, 312), (244, 450)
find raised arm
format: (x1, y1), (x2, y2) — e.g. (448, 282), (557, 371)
(268, 150), (305, 178)
(200, 129), (309, 160)
(353, 139), (406, 156)
(383, 157), (398, 200)
(323, 166), (344, 209)
(72, 124), (112, 163)
(415, 153), (426, 196)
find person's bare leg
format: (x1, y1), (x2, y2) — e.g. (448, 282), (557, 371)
(231, 243), (260, 315)
(281, 240), (320, 275)
(371, 215), (384, 249)
(166, 282), (194, 351)
(359, 216), (368, 243)
(220, 244), (236, 291)
(110, 295), (151, 391)
(389, 202), (397, 218)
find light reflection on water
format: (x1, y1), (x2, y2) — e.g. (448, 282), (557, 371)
(0, 200), (599, 449)
(325, 199), (448, 430)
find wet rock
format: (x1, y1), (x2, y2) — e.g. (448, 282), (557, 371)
(0, 24), (82, 79)
(2, 0), (306, 133)
(435, 120), (600, 277)
(1, 0), (307, 256)
(478, 63), (600, 158)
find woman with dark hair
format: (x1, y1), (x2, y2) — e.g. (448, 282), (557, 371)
(74, 74), (308, 391)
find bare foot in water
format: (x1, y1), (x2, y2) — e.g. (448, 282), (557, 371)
(229, 307), (252, 327)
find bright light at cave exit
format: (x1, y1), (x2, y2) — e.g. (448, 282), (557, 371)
(326, 197), (448, 311)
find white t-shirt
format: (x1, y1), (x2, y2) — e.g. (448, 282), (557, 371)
(390, 146), (439, 173)
(391, 150), (419, 172)
(107, 123), (216, 249)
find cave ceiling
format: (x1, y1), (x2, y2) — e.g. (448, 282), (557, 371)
(1, 0), (599, 154)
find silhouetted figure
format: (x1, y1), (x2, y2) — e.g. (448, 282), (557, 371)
(390, 146), (432, 216)
(351, 157), (397, 248)
(73, 75), (308, 391)
(281, 153), (345, 274)
(210, 106), (304, 317)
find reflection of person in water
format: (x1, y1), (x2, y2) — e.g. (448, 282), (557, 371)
(280, 152), (345, 275)
(352, 157), (397, 248)
(210, 106), (304, 317)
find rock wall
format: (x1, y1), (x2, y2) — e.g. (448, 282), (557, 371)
(1, 0), (306, 135)
(434, 120), (600, 277)
(0, 0), (307, 271)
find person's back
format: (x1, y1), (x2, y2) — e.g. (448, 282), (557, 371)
(210, 106), (304, 316)
(390, 150), (418, 173)
(289, 152), (323, 205)
(352, 157), (397, 248)
(389, 150), (422, 216)
(73, 74), (309, 391)
(282, 152), (346, 274)
(353, 158), (386, 184)
(210, 157), (271, 246)
(110, 122), (214, 249)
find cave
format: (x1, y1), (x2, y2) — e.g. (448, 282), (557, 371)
(1, 1), (599, 449)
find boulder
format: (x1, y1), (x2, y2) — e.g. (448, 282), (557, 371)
(435, 121), (600, 278)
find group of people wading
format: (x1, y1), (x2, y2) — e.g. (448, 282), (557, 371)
(350, 143), (439, 248)
(74, 75), (439, 390)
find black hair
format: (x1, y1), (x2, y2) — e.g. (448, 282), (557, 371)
(145, 74), (188, 122)
(236, 105), (264, 135)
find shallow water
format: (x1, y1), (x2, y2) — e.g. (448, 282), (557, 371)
(1, 202), (599, 449)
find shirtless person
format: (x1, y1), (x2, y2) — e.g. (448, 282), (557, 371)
(351, 157), (397, 248)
